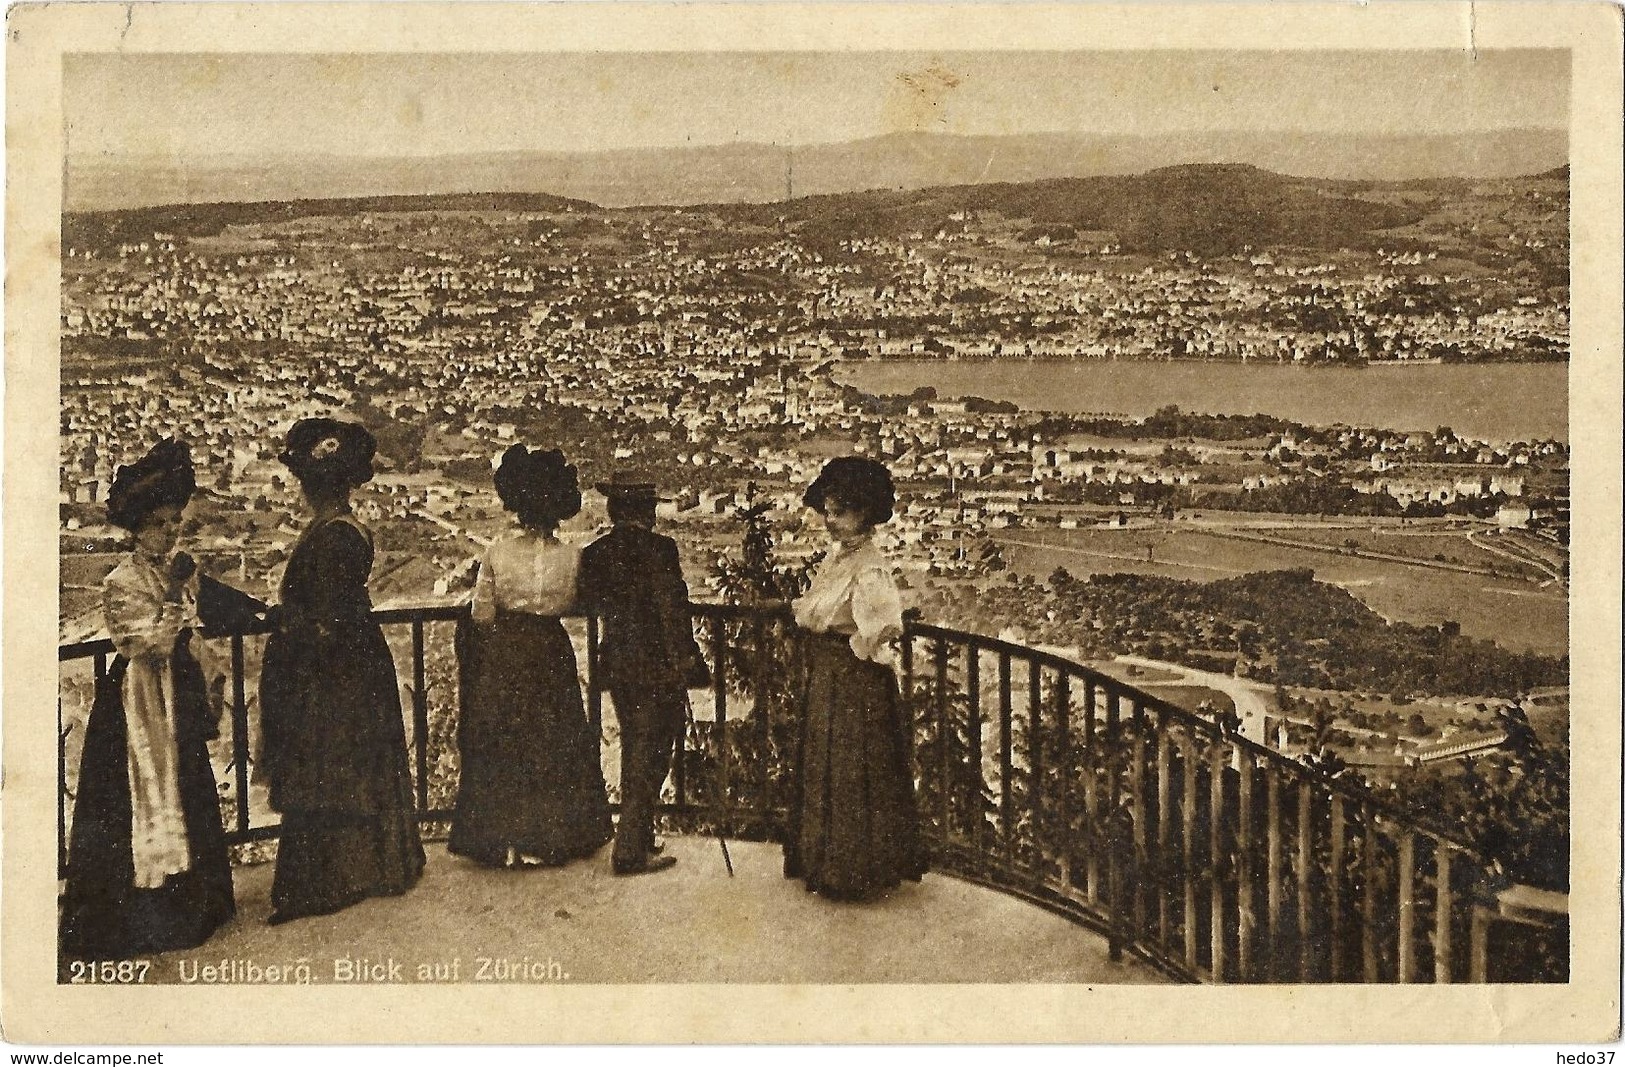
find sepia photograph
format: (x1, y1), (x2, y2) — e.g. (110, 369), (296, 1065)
(4, 0), (1621, 1047)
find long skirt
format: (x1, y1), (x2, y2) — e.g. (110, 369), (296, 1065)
(270, 807), (424, 922)
(60, 650), (235, 960)
(449, 614), (612, 866)
(261, 618), (425, 924)
(784, 631), (927, 899)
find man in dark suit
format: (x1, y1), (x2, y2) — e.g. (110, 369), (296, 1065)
(579, 476), (705, 876)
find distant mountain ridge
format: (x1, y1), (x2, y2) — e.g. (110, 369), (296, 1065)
(67, 128), (1567, 212)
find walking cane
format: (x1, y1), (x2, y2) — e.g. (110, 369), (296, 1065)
(682, 690), (734, 877)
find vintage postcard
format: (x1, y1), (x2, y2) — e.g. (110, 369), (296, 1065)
(4, 0), (1620, 1046)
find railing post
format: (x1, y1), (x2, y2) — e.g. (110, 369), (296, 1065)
(1265, 766), (1282, 982)
(714, 611), (730, 828)
(998, 651), (1014, 877)
(1362, 805), (1380, 982)
(1297, 779), (1315, 983)
(1469, 903), (1491, 982)
(1236, 743), (1254, 982)
(1397, 830), (1417, 983)
(1181, 729), (1199, 974)
(1028, 660), (1043, 888)
(412, 619), (429, 813)
(1055, 672), (1076, 891)
(1155, 715), (1172, 949)
(1129, 699), (1148, 943)
(753, 611), (771, 831)
(1082, 677), (1097, 748)
(231, 634), (251, 835)
(1330, 793), (1346, 982)
(966, 646), (983, 853)
(1104, 686), (1124, 960)
(934, 637), (951, 851)
(1083, 679), (1101, 905)
(1435, 842), (1455, 984)
(1209, 741), (1227, 983)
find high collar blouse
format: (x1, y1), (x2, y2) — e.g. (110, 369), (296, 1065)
(792, 537), (903, 667)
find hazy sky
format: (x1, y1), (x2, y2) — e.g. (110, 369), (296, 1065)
(66, 50), (1569, 159)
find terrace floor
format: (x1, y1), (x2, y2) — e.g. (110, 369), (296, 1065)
(149, 837), (1168, 984)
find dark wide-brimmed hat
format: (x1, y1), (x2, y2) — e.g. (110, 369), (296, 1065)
(804, 456), (896, 526)
(594, 471), (671, 503)
(495, 444), (582, 526)
(106, 438), (197, 531)
(278, 418), (377, 488)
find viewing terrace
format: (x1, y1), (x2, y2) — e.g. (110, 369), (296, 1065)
(57, 603), (1565, 984)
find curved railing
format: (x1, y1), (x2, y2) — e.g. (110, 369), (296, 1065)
(897, 622), (1521, 983)
(57, 602), (1563, 983)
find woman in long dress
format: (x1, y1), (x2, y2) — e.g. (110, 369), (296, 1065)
(784, 457), (927, 900)
(259, 418), (424, 924)
(60, 438), (235, 959)
(449, 445), (612, 868)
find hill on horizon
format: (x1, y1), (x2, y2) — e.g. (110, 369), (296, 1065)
(63, 163), (1570, 264)
(702, 163), (1569, 257)
(707, 165), (1399, 254)
(66, 127), (1568, 213)
(62, 191), (596, 249)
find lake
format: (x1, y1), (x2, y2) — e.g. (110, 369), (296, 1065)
(837, 359), (1569, 443)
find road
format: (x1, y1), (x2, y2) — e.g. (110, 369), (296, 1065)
(1467, 528), (1566, 585)
(1112, 654), (1275, 744)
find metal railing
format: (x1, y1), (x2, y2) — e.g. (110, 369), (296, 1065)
(57, 603), (1564, 983)
(897, 623), (1546, 983)
(55, 604), (770, 858)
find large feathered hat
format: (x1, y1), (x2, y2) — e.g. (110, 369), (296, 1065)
(494, 444), (581, 527)
(106, 438), (196, 531)
(278, 417), (377, 489)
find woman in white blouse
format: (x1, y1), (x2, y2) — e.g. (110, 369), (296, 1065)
(783, 457), (927, 900)
(60, 439), (235, 959)
(449, 445), (611, 868)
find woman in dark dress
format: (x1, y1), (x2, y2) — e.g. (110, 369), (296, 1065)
(259, 418), (425, 924)
(60, 439), (235, 959)
(784, 457), (927, 900)
(449, 445), (612, 868)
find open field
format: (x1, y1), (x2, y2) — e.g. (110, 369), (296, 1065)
(1262, 526), (1546, 579)
(997, 526), (1568, 656)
